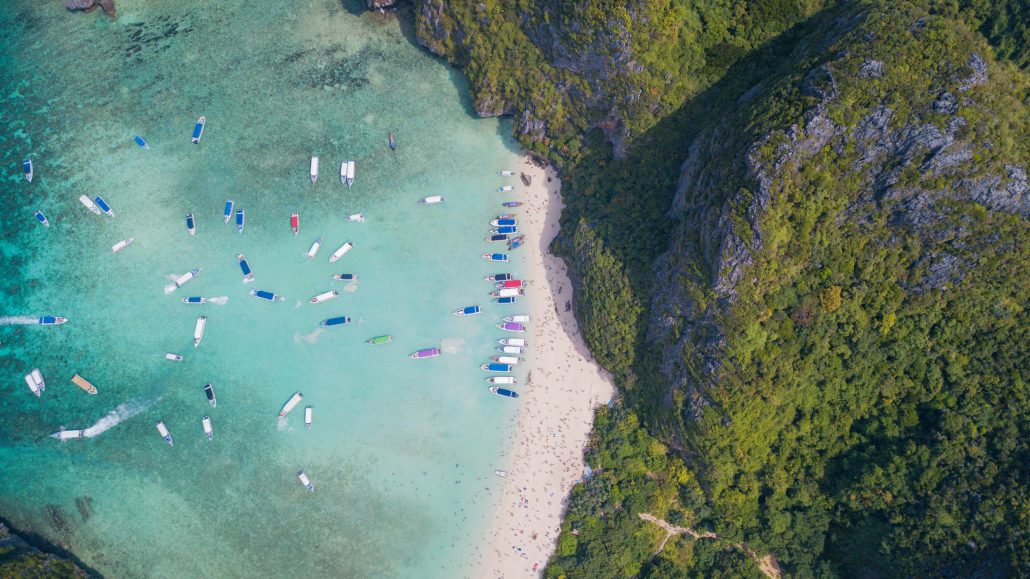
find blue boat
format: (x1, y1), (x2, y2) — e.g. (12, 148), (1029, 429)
(486, 234), (509, 243)
(331, 273), (357, 281)
(134, 135), (150, 150)
(94, 196), (114, 217)
(34, 210), (49, 227)
(482, 253), (509, 262)
(491, 218), (517, 227)
(320, 316), (351, 327)
(223, 199), (234, 223)
(485, 273), (512, 282)
(192, 116), (206, 144)
(388, 132), (396, 151)
(495, 296), (518, 304)
(492, 226), (518, 235)
(508, 235), (525, 250)
(23, 159), (33, 183)
(489, 387), (520, 399)
(182, 296), (206, 304)
(236, 208), (245, 233)
(481, 363), (512, 373)
(186, 213), (196, 236)
(502, 202), (522, 208)
(38, 316), (68, 325)
(249, 290), (283, 302)
(453, 306), (481, 316)
(237, 254), (254, 282)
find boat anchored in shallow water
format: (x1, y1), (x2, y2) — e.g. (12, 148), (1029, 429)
(309, 290), (338, 304)
(194, 316), (207, 348)
(491, 218), (517, 227)
(482, 253), (509, 263)
(237, 254), (254, 282)
(367, 335), (392, 345)
(298, 470), (315, 492)
(496, 280), (525, 289)
(487, 376), (516, 385)
(38, 316), (68, 325)
(93, 195), (112, 217)
(186, 213), (196, 236)
(489, 386), (520, 399)
(23, 159), (33, 183)
(71, 373), (98, 394)
(498, 170), (515, 176)
(497, 337), (527, 347)
(485, 273), (512, 282)
(24, 369), (45, 397)
(345, 213), (365, 222)
(332, 273), (357, 282)
(502, 201), (522, 208)
(306, 236), (323, 259)
(165, 353), (184, 361)
(156, 421), (173, 446)
(182, 296), (206, 304)
(250, 290), (283, 302)
(492, 355), (522, 365)
(492, 288), (524, 298)
(174, 268), (201, 289)
(310, 156), (319, 184)
(481, 363), (512, 373)
(494, 296), (517, 305)
(111, 238), (135, 253)
(498, 322), (527, 333)
(503, 314), (530, 323)
(202, 415), (213, 440)
(418, 196), (444, 205)
(134, 135), (150, 150)
(290, 212), (299, 235)
(79, 195), (102, 215)
(192, 116), (206, 144)
(486, 234), (510, 243)
(329, 242), (353, 263)
(236, 209), (245, 233)
(492, 226), (518, 235)
(321, 316), (350, 327)
(204, 383), (217, 407)
(497, 185), (514, 192)
(305, 406), (312, 429)
(280, 392), (304, 417)
(453, 306), (481, 316)
(410, 347), (441, 359)
(345, 160), (355, 187)
(497, 345), (524, 355)
(388, 132), (396, 151)
(508, 235), (525, 250)
(224, 199), (234, 223)
(34, 210), (49, 227)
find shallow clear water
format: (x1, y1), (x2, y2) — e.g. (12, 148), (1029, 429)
(0, 1), (526, 576)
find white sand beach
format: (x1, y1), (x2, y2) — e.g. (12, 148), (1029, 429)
(470, 161), (616, 577)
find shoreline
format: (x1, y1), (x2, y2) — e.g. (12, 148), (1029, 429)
(469, 160), (616, 577)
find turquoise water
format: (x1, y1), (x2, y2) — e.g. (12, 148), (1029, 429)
(0, 1), (526, 576)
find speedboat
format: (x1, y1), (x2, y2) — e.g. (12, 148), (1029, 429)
(487, 376), (516, 385)
(111, 238), (135, 253)
(491, 288), (524, 298)
(250, 290), (283, 302)
(31, 368), (45, 393)
(497, 338), (527, 347)
(204, 383), (217, 407)
(367, 335), (392, 345)
(340, 161), (347, 184)
(496, 280), (525, 289)
(410, 347), (441, 359)
(94, 196), (114, 217)
(134, 135), (150, 150)
(485, 273), (512, 282)
(345, 213), (365, 222)
(34, 210), (49, 227)
(186, 213), (196, 236)
(156, 421), (173, 446)
(192, 116), (206, 144)
(280, 392), (304, 417)
(388, 132), (396, 151)
(496, 213), (516, 220)
(492, 355), (521, 365)
(321, 316), (350, 327)
(71, 374), (98, 394)
(306, 236), (323, 259)
(38, 316), (68, 325)
(453, 306), (481, 316)
(202, 415), (213, 440)
(309, 290), (338, 304)
(79, 195), (102, 215)
(298, 470), (315, 492)
(346, 160), (355, 187)
(494, 296), (518, 304)
(489, 386), (519, 398)
(236, 209), (245, 233)
(503, 314), (530, 323)
(237, 254), (254, 282)
(492, 226), (518, 235)
(502, 201), (522, 208)
(508, 235), (525, 250)
(497, 345), (524, 355)
(24, 371), (42, 397)
(482, 253), (509, 262)
(310, 156), (319, 184)
(305, 406), (312, 429)
(498, 170), (514, 176)
(165, 353), (184, 361)
(329, 241), (353, 263)
(224, 199), (234, 223)
(485, 234), (509, 243)
(50, 428), (86, 441)
(497, 185), (514, 192)
(182, 296), (206, 304)
(175, 268), (201, 288)
(481, 363), (512, 373)
(498, 322), (526, 333)
(494, 470), (508, 477)
(491, 218), (517, 227)
(23, 158), (33, 182)
(331, 273), (357, 281)
(194, 316), (207, 348)
(418, 196), (444, 205)
(290, 212), (299, 235)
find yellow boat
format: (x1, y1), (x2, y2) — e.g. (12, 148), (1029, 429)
(71, 374), (97, 395)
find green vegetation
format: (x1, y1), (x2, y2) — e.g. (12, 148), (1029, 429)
(0, 525), (85, 578)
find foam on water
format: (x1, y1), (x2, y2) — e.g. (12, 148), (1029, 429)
(0, 316), (39, 325)
(81, 399), (151, 438)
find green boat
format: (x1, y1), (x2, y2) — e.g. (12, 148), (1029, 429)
(366, 335), (392, 345)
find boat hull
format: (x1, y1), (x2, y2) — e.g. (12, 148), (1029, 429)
(306, 237), (323, 259)
(192, 117), (205, 144)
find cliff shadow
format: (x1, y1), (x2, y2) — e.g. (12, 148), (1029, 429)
(0, 515), (103, 578)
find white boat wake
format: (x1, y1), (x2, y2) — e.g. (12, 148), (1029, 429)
(0, 316), (39, 325)
(54, 398), (151, 439)
(208, 296), (229, 305)
(343, 283), (358, 293)
(441, 337), (465, 354)
(163, 274), (180, 295)
(276, 416), (291, 432)
(294, 328), (324, 344)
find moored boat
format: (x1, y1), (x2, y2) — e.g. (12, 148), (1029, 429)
(340, 161), (347, 184)
(194, 316), (207, 348)
(410, 347), (441, 359)
(502, 201), (522, 208)
(418, 195), (444, 205)
(224, 199), (234, 223)
(38, 316), (68, 325)
(497, 337), (527, 347)
(497, 345), (524, 355)
(236, 208), (245, 233)
(202, 415), (213, 440)
(165, 353), (184, 361)
(503, 314), (530, 323)
(306, 236), (323, 259)
(24, 372), (41, 397)
(79, 195), (102, 215)
(182, 296), (206, 304)
(498, 170), (514, 176)
(329, 241), (353, 263)
(192, 116), (206, 144)
(494, 296), (518, 304)
(494, 470), (508, 477)
(204, 383), (217, 407)
(492, 226), (518, 235)
(71, 374), (98, 394)
(496, 280), (525, 289)
(309, 290), (338, 304)
(487, 376), (516, 385)
(94, 196), (114, 216)
(388, 132), (396, 151)
(508, 235), (525, 250)
(31, 368), (45, 393)
(290, 212), (299, 235)
(134, 135), (150, 150)
(249, 289), (283, 302)
(492, 288), (524, 298)
(367, 335), (392, 345)
(492, 355), (521, 365)
(320, 316), (350, 327)
(345, 213), (365, 222)
(481, 363), (512, 373)
(304, 406), (312, 429)
(482, 253), (509, 262)
(280, 391), (304, 417)
(332, 273), (357, 281)
(346, 160), (355, 187)
(298, 470), (315, 492)
(156, 421), (173, 446)
(491, 218), (517, 227)
(237, 254), (254, 282)
(485, 273), (512, 282)
(485, 234), (509, 243)
(111, 238), (135, 253)
(453, 306), (481, 316)
(186, 213), (196, 235)
(310, 156), (319, 184)
(23, 158), (33, 183)
(51, 428), (86, 440)
(489, 386), (520, 398)
(497, 185), (514, 192)
(498, 322), (526, 332)
(175, 268), (201, 288)
(34, 210), (49, 227)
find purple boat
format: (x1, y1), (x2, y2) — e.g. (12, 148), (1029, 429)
(497, 322), (526, 333)
(409, 347), (441, 359)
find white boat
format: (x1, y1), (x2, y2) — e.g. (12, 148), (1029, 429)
(498, 170), (515, 176)
(494, 355), (521, 365)
(50, 428), (86, 441)
(309, 290), (338, 304)
(79, 195), (102, 215)
(174, 268), (201, 289)
(418, 196), (444, 205)
(194, 316), (207, 348)
(498, 185), (514, 192)
(156, 421), (174, 446)
(498, 345), (524, 355)
(31, 368), (46, 393)
(487, 376), (516, 385)
(345, 213), (365, 222)
(310, 156), (319, 184)
(340, 161), (347, 184)
(24, 373), (41, 397)
(306, 236), (323, 259)
(328, 241), (353, 263)
(298, 470), (314, 492)
(111, 238), (135, 253)
(346, 160), (355, 187)
(279, 392), (304, 417)
(494, 469), (508, 477)
(202, 415), (213, 440)
(503, 315), (530, 323)
(24, 158), (33, 183)
(304, 406), (312, 429)
(497, 338), (527, 347)
(165, 353), (184, 361)
(494, 288), (523, 298)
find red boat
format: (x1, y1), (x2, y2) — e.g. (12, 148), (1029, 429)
(496, 279), (525, 289)
(290, 212), (299, 235)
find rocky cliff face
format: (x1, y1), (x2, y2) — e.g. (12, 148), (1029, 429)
(0, 522), (87, 577)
